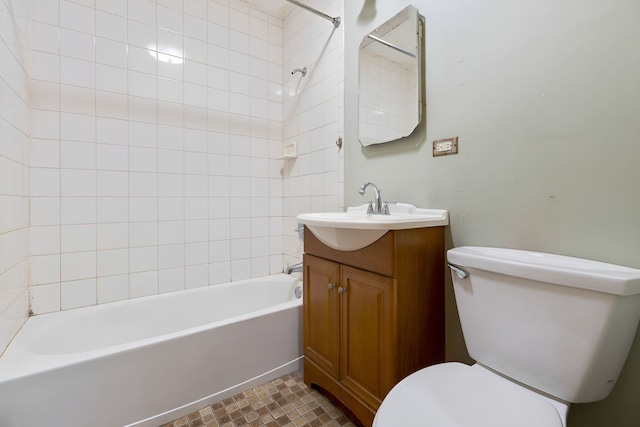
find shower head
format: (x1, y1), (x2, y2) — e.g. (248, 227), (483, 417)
(291, 67), (307, 77)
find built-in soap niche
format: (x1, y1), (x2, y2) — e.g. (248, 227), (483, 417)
(281, 142), (298, 159)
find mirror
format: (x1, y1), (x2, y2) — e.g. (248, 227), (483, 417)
(358, 5), (424, 146)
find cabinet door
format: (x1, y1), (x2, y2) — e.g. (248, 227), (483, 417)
(303, 254), (341, 379)
(340, 266), (396, 408)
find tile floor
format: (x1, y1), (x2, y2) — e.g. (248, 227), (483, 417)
(160, 372), (358, 427)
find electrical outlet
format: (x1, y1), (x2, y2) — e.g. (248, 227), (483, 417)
(436, 141), (452, 152)
(433, 137), (458, 157)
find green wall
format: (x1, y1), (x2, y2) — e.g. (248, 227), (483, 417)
(344, 1), (640, 425)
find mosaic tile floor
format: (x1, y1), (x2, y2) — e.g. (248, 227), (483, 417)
(160, 372), (358, 427)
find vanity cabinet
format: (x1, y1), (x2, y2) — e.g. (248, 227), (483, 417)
(302, 226), (445, 427)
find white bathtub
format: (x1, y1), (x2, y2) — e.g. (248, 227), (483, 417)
(0, 274), (303, 427)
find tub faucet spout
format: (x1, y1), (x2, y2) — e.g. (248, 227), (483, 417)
(286, 262), (303, 274)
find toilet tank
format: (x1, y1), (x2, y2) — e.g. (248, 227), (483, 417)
(447, 246), (640, 403)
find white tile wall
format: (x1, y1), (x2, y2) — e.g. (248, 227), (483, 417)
(22, 0), (345, 317)
(28, 0), (289, 313)
(281, 0), (345, 268)
(0, 0), (31, 353)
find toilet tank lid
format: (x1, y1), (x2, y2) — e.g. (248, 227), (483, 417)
(448, 246), (640, 296)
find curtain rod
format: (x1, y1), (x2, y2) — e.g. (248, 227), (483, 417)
(367, 34), (416, 58)
(285, 0), (341, 28)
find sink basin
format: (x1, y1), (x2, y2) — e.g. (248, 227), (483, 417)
(297, 203), (449, 251)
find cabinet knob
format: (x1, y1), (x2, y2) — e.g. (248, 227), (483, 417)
(328, 282), (336, 290)
(338, 287), (346, 294)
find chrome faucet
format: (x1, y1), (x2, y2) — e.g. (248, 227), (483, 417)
(285, 262), (304, 299)
(285, 262), (303, 274)
(359, 182), (388, 215)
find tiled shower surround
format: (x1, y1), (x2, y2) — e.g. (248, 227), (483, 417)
(0, 0), (31, 353)
(25, 0), (344, 319)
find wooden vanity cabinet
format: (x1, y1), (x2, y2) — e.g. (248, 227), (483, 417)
(302, 226), (445, 427)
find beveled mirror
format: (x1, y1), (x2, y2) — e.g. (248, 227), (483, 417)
(358, 5), (424, 146)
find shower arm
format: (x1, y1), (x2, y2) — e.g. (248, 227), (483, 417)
(285, 0), (341, 28)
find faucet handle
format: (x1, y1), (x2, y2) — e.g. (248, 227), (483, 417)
(382, 202), (390, 215)
(366, 203), (374, 214)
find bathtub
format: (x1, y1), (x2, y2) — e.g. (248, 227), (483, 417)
(0, 274), (303, 427)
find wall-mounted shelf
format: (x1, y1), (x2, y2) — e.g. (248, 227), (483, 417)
(281, 142), (298, 159)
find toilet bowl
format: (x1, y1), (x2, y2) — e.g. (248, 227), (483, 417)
(374, 246), (640, 427)
(374, 363), (566, 427)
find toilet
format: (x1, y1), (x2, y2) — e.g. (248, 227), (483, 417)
(374, 246), (640, 427)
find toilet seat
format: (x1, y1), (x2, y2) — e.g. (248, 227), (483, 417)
(373, 362), (563, 427)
